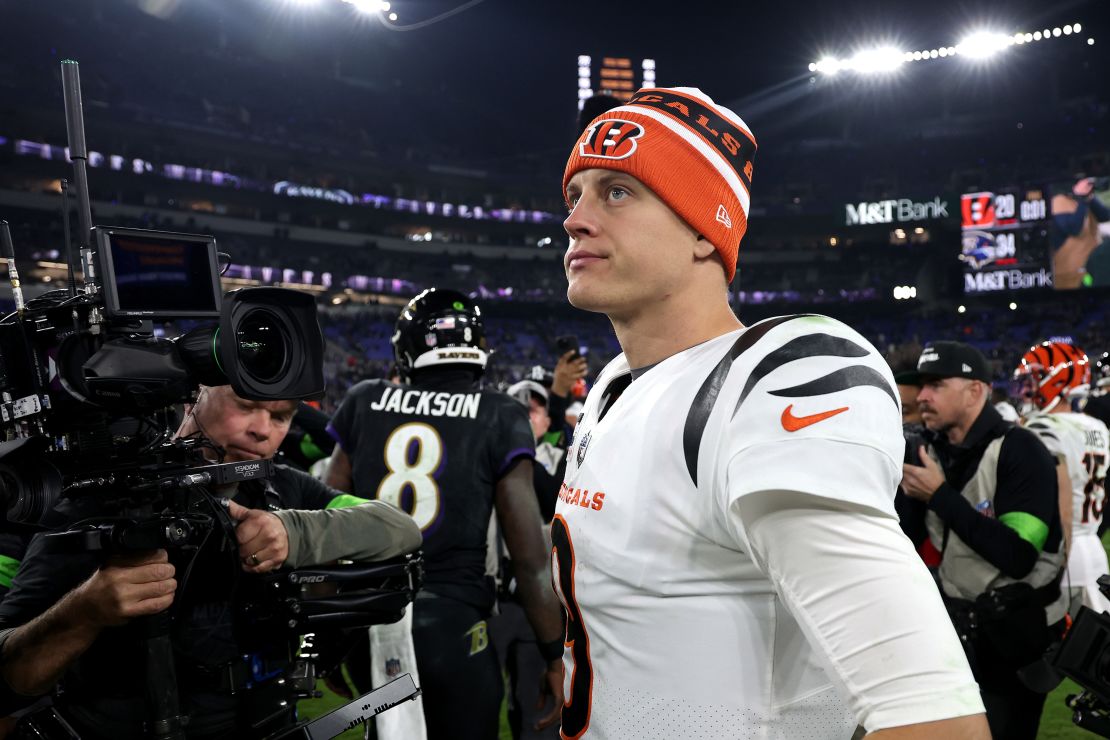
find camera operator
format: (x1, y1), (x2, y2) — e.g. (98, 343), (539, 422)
(900, 341), (1065, 740)
(0, 384), (422, 739)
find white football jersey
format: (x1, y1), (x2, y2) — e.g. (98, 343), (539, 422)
(554, 315), (912, 739)
(1026, 412), (1110, 538)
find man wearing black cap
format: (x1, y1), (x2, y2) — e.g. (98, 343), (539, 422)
(901, 341), (1063, 740)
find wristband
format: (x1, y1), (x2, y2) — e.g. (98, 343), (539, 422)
(538, 637), (564, 663)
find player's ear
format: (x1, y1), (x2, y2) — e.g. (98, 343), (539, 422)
(692, 234), (716, 260)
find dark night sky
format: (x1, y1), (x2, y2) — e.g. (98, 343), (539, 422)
(12, 0), (1107, 183)
(230, 0), (1104, 163)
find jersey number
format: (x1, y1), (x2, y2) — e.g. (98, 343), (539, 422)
(550, 515), (592, 739)
(1081, 452), (1108, 525)
(376, 423), (443, 531)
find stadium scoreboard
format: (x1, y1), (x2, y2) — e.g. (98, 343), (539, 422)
(576, 55), (656, 110)
(961, 188), (1052, 293)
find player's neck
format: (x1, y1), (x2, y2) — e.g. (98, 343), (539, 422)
(409, 368), (480, 391)
(610, 297), (743, 370)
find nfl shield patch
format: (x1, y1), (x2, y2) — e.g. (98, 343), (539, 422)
(384, 657), (401, 678)
(576, 430), (592, 467)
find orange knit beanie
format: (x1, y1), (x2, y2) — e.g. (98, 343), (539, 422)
(564, 87), (757, 281)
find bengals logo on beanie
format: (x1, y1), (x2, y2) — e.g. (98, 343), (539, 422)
(579, 119), (645, 160)
(564, 87), (757, 281)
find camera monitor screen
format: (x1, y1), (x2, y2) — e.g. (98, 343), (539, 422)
(95, 227), (222, 319)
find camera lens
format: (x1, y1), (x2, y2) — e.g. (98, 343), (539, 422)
(235, 309), (290, 384)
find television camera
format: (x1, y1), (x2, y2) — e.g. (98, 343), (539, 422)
(1022, 574), (1110, 737)
(0, 61), (420, 739)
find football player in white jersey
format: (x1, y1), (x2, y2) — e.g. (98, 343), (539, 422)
(553, 86), (988, 740)
(1015, 341), (1110, 613)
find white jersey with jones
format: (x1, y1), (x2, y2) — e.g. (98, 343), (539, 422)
(1025, 411), (1110, 538)
(553, 315), (972, 739)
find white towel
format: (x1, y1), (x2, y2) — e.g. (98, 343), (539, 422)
(370, 604), (427, 740)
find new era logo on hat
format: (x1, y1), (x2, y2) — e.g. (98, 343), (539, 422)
(716, 204), (732, 228)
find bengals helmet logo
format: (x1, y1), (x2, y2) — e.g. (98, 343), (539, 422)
(961, 192), (995, 230)
(579, 119), (645, 160)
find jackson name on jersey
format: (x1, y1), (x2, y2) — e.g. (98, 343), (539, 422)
(369, 386), (482, 419)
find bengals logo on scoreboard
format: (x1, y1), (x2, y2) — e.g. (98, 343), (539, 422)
(961, 192), (995, 230)
(579, 118), (645, 160)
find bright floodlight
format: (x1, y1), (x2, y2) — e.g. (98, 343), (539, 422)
(847, 46), (904, 74)
(388, 11), (397, 19)
(343, 0), (388, 12)
(810, 21), (1085, 75)
(956, 31), (1011, 59)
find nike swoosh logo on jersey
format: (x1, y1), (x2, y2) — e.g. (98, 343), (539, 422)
(781, 404), (849, 432)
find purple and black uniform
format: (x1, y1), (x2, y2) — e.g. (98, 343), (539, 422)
(328, 375), (535, 613)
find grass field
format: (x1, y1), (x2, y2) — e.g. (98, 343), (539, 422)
(299, 533), (1110, 739)
(301, 681), (1093, 739)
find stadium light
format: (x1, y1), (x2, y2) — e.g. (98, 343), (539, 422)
(342, 0), (390, 13)
(814, 56), (842, 75)
(1009, 302), (1018, 310)
(956, 31), (1011, 59)
(811, 21), (1088, 74)
(958, 305), (967, 314)
(847, 46), (904, 74)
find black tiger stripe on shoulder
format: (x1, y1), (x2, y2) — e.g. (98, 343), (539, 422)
(683, 315), (803, 486)
(734, 333), (870, 413)
(768, 365), (898, 407)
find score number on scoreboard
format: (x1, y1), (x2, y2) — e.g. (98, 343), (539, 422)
(961, 189), (1052, 293)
